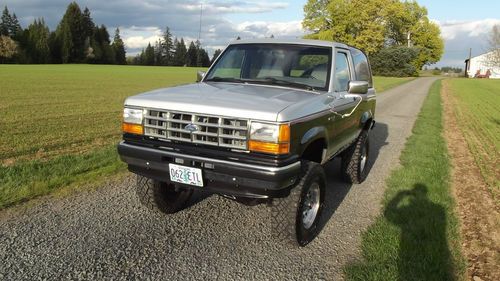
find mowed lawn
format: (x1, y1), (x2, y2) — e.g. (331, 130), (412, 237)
(0, 64), (412, 208)
(445, 78), (500, 194)
(345, 81), (465, 280)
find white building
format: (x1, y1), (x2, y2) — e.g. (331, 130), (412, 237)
(465, 50), (500, 79)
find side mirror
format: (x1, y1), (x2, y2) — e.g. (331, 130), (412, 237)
(348, 81), (369, 94)
(197, 71), (206, 82)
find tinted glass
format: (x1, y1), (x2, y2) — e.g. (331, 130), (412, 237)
(334, 52), (350, 92)
(350, 48), (373, 87)
(206, 44), (332, 91)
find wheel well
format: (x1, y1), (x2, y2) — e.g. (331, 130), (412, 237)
(363, 118), (373, 131)
(301, 139), (326, 163)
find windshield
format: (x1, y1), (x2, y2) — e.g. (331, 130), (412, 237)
(205, 44), (332, 91)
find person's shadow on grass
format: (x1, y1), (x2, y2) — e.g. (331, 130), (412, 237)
(385, 184), (454, 281)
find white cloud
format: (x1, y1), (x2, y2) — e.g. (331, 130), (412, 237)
(436, 18), (500, 40)
(431, 19), (500, 67)
(183, 1), (289, 14)
(235, 20), (304, 38)
(120, 26), (163, 50)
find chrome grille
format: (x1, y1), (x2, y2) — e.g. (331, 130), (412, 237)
(144, 109), (249, 149)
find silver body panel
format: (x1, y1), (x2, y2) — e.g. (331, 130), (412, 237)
(125, 81), (325, 122)
(124, 39), (376, 163)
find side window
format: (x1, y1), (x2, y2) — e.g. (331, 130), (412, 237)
(351, 49), (373, 87)
(334, 52), (350, 92)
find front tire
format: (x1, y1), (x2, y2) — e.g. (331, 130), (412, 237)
(271, 161), (326, 247)
(136, 175), (193, 214)
(341, 130), (370, 184)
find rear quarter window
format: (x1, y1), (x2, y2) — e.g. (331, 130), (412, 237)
(350, 48), (373, 88)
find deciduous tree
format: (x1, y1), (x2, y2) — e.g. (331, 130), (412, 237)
(303, 0), (443, 68)
(0, 35), (17, 61)
(487, 24), (500, 67)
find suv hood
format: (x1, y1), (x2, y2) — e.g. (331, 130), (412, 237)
(125, 82), (319, 122)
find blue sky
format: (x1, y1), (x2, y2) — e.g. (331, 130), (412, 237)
(2, 0), (499, 67)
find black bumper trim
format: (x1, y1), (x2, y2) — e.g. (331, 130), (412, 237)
(117, 141), (301, 198)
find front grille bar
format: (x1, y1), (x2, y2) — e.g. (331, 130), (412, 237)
(144, 109), (249, 150)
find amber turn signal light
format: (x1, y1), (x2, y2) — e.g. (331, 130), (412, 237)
(278, 124), (290, 142)
(249, 140), (290, 155)
(122, 123), (143, 135)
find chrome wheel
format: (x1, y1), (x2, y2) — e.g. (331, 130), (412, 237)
(360, 143), (367, 173)
(301, 183), (321, 229)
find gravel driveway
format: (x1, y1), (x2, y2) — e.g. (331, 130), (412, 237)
(0, 77), (438, 280)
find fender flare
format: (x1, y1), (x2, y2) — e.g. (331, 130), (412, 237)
(300, 127), (328, 163)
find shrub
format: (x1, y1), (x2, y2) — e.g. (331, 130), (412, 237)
(371, 46), (418, 77)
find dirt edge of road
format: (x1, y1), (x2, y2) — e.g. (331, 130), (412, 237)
(442, 80), (500, 281)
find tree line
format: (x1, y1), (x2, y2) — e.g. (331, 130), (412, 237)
(303, 0), (444, 76)
(0, 3), (125, 64)
(0, 2), (218, 66)
(129, 27), (221, 67)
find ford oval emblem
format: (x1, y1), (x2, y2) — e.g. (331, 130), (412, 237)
(184, 123), (199, 132)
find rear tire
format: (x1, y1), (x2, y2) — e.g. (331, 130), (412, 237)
(341, 130), (370, 184)
(136, 175), (193, 214)
(271, 161), (326, 247)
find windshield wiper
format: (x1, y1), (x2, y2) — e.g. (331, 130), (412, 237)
(205, 77), (244, 83)
(259, 77), (316, 91)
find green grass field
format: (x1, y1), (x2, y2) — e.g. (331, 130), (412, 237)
(446, 79), (500, 194)
(345, 81), (465, 280)
(0, 64), (413, 208)
(0, 65), (205, 208)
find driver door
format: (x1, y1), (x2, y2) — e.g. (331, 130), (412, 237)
(327, 50), (358, 155)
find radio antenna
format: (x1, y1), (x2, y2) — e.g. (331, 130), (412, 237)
(198, 2), (203, 43)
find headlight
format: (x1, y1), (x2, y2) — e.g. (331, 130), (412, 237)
(249, 122), (290, 154)
(123, 107), (143, 124)
(122, 107), (144, 135)
(250, 123), (280, 142)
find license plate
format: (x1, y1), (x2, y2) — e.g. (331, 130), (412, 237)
(168, 163), (204, 187)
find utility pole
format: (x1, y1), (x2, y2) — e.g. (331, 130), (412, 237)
(466, 47), (472, 77)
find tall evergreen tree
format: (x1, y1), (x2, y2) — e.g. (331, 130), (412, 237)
(48, 31), (62, 63)
(161, 26), (174, 65)
(0, 7), (9, 36)
(211, 49), (222, 64)
(173, 37), (187, 66)
(186, 41), (198, 67)
(10, 13), (21, 38)
(89, 24), (114, 64)
(25, 18), (50, 63)
(197, 47), (210, 67)
(111, 27), (126, 64)
(144, 43), (155, 65)
(56, 2), (87, 62)
(0, 7), (21, 38)
(154, 39), (162, 65)
(82, 7), (94, 38)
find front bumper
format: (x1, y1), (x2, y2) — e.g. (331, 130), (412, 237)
(117, 141), (301, 199)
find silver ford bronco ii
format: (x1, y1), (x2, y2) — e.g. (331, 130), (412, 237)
(118, 39), (376, 246)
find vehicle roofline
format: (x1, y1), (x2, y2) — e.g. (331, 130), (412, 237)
(226, 38), (350, 49)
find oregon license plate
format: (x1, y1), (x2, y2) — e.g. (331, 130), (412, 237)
(168, 163), (204, 187)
